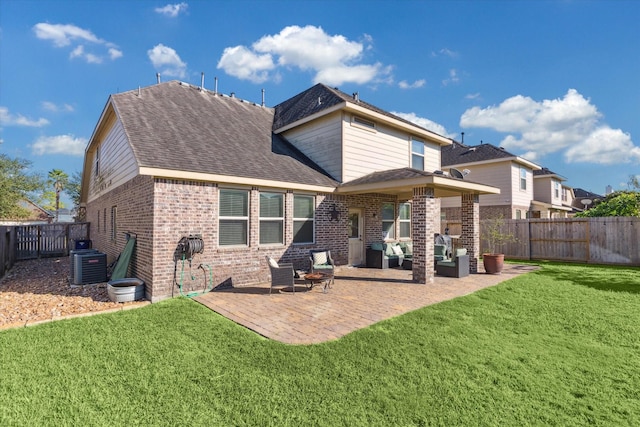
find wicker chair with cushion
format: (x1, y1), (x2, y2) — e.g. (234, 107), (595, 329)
(435, 248), (469, 278)
(309, 250), (335, 284)
(266, 256), (295, 294)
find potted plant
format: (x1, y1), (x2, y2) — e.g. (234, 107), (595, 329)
(481, 215), (517, 274)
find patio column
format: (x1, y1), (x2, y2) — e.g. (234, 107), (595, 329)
(412, 186), (437, 284)
(460, 193), (480, 273)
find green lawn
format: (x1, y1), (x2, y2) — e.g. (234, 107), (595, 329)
(1, 263), (639, 426)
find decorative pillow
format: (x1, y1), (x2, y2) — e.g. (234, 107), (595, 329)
(371, 243), (384, 251)
(312, 251), (328, 265)
(267, 257), (279, 268)
(456, 248), (468, 257)
(404, 243), (413, 255)
(385, 244), (395, 256)
(392, 245), (404, 256)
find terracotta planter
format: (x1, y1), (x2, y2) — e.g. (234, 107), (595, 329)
(482, 254), (505, 274)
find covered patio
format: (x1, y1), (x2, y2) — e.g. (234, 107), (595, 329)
(195, 263), (537, 345)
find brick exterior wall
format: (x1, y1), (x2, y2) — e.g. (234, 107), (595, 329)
(443, 204), (530, 221)
(461, 193), (480, 273)
(87, 175), (155, 299)
(412, 187), (436, 284)
(89, 176), (485, 300)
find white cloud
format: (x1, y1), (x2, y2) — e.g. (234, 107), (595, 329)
(41, 101), (74, 113)
(155, 2), (188, 17)
(217, 25), (391, 86)
(31, 134), (87, 156)
(399, 79), (426, 89)
(216, 46), (274, 83)
(0, 106), (49, 127)
(391, 111), (456, 139)
(460, 89), (639, 164)
(147, 44), (187, 78)
(465, 93), (481, 100)
(33, 23), (122, 64)
(442, 68), (459, 86)
(564, 127), (640, 164)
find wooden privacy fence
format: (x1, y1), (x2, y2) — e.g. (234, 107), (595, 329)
(0, 226), (17, 278)
(13, 223), (90, 261)
(443, 217), (640, 266)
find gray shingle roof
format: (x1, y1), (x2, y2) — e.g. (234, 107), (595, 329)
(111, 81), (337, 187)
(273, 83), (445, 136)
(341, 168), (439, 187)
(441, 141), (518, 166)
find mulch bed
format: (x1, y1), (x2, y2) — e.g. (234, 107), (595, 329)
(0, 257), (148, 330)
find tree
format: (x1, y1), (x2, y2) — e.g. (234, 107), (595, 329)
(0, 154), (44, 219)
(65, 171), (83, 221)
(628, 174), (640, 191)
(47, 169), (69, 222)
(575, 191), (640, 217)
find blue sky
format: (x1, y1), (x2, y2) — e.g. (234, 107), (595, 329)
(1, 0), (639, 205)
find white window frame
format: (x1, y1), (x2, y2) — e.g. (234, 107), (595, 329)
(411, 138), (425, 171)
(398, 202), (411, 239)
(259, 192), (284, 245)
(219, 189), (249, 247)
(520, 167), (527, 191)
(381, 202), (395, 240)
(293, 194), (315, 244)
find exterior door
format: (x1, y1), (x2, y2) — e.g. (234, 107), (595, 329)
(348, 208), (364, 266)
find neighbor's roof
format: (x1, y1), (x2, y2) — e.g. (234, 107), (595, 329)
(109, 81), (337, 189)
(441, 141), (540, 170)
(533, 167), (566, 181)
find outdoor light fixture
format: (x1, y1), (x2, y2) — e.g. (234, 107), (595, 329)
(329, 206), (340, 221)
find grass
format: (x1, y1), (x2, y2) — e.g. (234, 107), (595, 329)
(1, 263), (639, 426)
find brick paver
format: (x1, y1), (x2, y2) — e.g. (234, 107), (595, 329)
(195, 264), (537, 345)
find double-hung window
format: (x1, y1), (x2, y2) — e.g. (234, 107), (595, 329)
(411, 138), (425, 170)
(398, 203), (411, 239)
(219, 189), (249, 246)
(293, 195), (314, 244)
(259, 193), (284, 245)
(382, 202), (395, 239)
(554, 181), (560, 199)
(520, 167), (527, 190)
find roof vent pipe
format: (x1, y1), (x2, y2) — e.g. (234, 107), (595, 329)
(230, 92), (235, 98)
(261, 88), (265, 107)
(156, 73), (161, 84)
(461, 132), (464, 144)
(353, 92), (359, 102)
(200, 72), (205, 90)
(214, 77), (218, 94)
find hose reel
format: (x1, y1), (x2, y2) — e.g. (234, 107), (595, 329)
(173, 235), (211, 297)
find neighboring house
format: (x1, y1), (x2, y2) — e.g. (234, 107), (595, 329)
(79, 81), (498, 302)
(0, 199), (54, 225)
(440, 141), (541, 220)
(532, 168), (573, 218)
(571, 188), (604, 212)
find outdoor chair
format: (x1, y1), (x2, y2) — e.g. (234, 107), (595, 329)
(434, 243), (448, 267)
(435, 248), (469, 278)
(309, 249), (335, 284)
(266, 256), (295, 294)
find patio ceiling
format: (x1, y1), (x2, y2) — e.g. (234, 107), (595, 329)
(336, 168), (500, 199)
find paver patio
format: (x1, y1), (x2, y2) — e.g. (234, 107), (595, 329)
(195, 264), (537, 345)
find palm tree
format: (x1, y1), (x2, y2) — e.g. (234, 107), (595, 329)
(48, 169), (69, 222)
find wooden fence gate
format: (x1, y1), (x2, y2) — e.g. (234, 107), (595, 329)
(15, 223), (90, 260)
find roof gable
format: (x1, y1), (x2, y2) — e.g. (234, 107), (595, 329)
(442, 141), (540, 169)
(109, 81), (337, 188)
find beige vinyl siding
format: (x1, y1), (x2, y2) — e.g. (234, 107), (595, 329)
(280, 112), (343, 181)
(342, 114), (442, 182)
(87, 119), (138, 202)
(511, 164), (534, 207)
(534, 177), (552, 204)
(440, 161), (515, 208)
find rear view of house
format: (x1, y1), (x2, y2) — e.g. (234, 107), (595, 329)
(80, 81), (498, 301)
